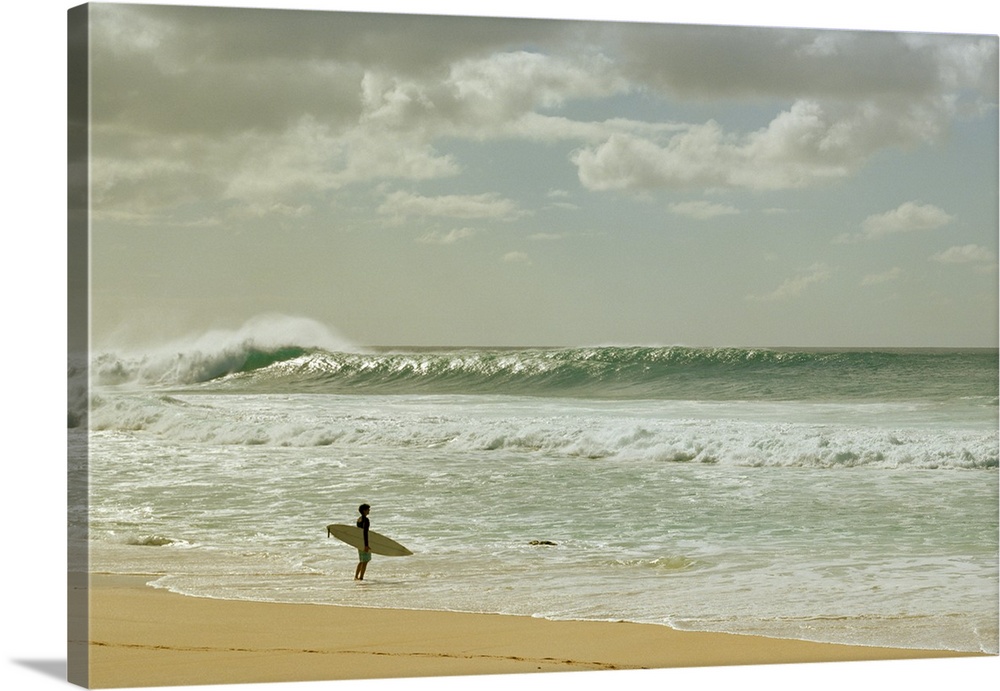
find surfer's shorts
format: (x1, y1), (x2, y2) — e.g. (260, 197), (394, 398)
(358, 549), (372, 563)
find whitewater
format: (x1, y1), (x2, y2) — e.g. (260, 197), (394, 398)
(70, 318), (999, 655)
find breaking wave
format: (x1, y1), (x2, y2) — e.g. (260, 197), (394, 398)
(89, 340), (997, 404)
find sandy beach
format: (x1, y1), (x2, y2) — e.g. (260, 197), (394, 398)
(73, 574), (982, 689)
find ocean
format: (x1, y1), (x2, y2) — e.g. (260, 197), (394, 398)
(69, 323), (999, 655)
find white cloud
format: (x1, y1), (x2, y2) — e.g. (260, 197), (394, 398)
(834, 202), (954, 243)
(93, 115), (463, 221)
(358, 51), (626, 141)
(669, 200), (739, 220)
(931, 244), (997, 264)
(573, 28), (997, 196)
(747, 263), (832, 302)
(447, 51), (625, 123)
(573, 100), (890, 193)
(86, 6), (998, 224)
(861, 202), (953, 238)
(378, 191), (526, 221)
(335, 133), (462, 187)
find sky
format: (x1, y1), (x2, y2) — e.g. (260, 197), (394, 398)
(78, 0), (999, 349)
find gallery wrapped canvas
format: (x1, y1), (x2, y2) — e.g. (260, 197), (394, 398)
(67, 2), (997, 689)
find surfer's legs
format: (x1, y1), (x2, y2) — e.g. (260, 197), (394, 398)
(355, 549), (372, 580)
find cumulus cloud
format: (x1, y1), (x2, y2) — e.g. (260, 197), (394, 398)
(85, 5), (997, 222)
(444, 51), (625, 125)
(834, 202), (954, 243)
(615, 24), (996, 106)
(861, 202), (953, 237)
(87, 6), (625, 220)
(931, 244), (997, 264)
(747, 263), (832, 302)
(572, 98), (952, 193)
(571, 27), (996, 194)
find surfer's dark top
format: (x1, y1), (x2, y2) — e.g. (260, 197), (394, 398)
(357, 515), (370, 548)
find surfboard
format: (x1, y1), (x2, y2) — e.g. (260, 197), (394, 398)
(326, 524), (413, 557)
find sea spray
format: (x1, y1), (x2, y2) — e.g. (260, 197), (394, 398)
(89, 314), (363, 387)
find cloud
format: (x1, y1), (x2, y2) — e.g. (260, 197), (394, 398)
(91, 114), (463, 220)
(85, 5), (997, 221)
(572, 97), (955, 193)
(931, 244), (997, 264)
(669, 200), (739, 220)
(835, 202), (954, 243)
(571, 29), (997, 195)
(88, 7), (618, 219)
(615, 24), (996, 106)
(378, 191), (526, 221)
(88, 13), (625, 218)
(328, 130), (462, 186)
(355, 50), (627, 145)
(444, 51), (625, 125)
(861, 202), (953, 237)
(90, 153), (222, 221)
(747, 263), (832, 302)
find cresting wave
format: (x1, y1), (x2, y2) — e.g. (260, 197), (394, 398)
(91, 345), (315, 388)
(88, 342), (998, 403)
(89, 314), (358, 387)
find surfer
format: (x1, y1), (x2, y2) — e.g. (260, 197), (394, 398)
(354, 503), (371, 580)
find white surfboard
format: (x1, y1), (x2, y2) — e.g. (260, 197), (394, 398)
(326, 523), (413, 556)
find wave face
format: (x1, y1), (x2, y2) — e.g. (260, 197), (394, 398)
(90, 343), (999, 404)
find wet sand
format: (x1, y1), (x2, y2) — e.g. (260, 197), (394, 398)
(76, 574), (982, 688)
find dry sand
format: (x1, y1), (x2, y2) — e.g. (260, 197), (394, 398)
(76, 573), (982, 689)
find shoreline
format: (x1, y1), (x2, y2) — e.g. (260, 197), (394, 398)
(76, 573), (985, 689)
